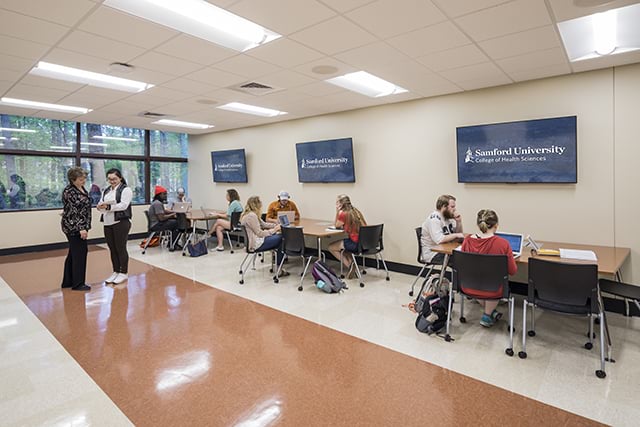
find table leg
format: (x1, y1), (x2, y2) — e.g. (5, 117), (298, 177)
(317, 237), (322, 260)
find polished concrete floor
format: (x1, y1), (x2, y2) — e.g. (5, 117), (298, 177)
(1, 241), (638, 426)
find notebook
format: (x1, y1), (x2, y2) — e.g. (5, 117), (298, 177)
(495, 232), (524, 257)
(172, 202), (191, 213)
(277, 210), (295, 223)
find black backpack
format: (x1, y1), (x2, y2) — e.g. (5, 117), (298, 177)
(415, 293), (449, 335)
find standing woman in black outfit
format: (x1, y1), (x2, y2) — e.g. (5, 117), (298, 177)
(97, 168), (132, 285)
(61, 167), (92, 291)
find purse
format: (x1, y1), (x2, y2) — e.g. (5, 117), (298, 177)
(186, 240), (208, 257)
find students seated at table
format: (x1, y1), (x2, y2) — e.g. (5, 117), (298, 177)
(149, 185), (180, 252)
(265, 190), (300, 223)
(208, 189), (243, 251)
(240, 196), (287, 276)
(328, 194), (366, 279)
(421, 194), (464, 265)
(460, 209), (518, 327)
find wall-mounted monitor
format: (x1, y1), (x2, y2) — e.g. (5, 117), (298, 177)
(211, 149), (248, 183)
(296, 137), (355, 183)
(456, 116), (577, 183)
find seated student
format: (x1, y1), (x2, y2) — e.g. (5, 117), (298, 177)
(149, 185), (180, 251)
(328, 194), (366, 279)
(265, 190), (300, 223)
(208, 189), (243, 251)
(460, 209), (518, 327)
(240, 196), (287, 276)
(171, 187), (191, 207)
(421, 194), (464, 265)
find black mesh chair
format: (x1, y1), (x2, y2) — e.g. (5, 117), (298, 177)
(224, 210), (244, 253)
(340, 224), (390, 288)
(238, 226), (276, 285)
(520, 258), (606, 378)
(273, 226), (318, 291)
(445, 251), (515, 355)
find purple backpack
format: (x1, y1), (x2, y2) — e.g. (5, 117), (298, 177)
(312, 260), (347, 293)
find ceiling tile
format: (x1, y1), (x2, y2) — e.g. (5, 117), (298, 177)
(508, 62), (572, 82)
(570, 49), (640, 73)
(0, 69), (23, 82)
(0, 104), (39, 116)
(118, 67), (175, 86)
(293, 57), (357, 79)
(417, 44), (489, 71)
(0, 34), (51, 61)
(155, 100), (208, 116)
(0, 0), (96, 26)
(213, 55), (281, 79)
(454, 0), (552, 41)
(59, 86), (131, 107)
(229, 0), (337, 35)
(496, 47), (568, 74)
(154, 34), (238, 66)
(58, 31), (145, 63)
(454, 72), (512, 91)
(444, 61), (509, 84)
(5, 83), (72, 103)
(318, 0), (376, 13)
(99, 99), (150, 115)
(247, 38), (324, 68)
(122, 91), (176, 108)
(141, 86), (195, 102)
(73, 110), (124, 124)
(387, 21), (470, 57)
(204, 87), (259, 104)
(346, 0), (446, 39)
(0, 54), (36, 74)
(0, 9), (69, 45)
(131, 52), (204, 77)
(372, 59), (462, 96)
(334, 42), (410, 71)
(160, 78), (219, 95)
(258, 70), (317, 89)
(547, 0), (639, 22)
(295, 81), (346, 97)
(43, 48), (113, 74)
(19, 74), (85, 92)
(184, 67), (246, 87)
(79, 6), (178, 49)
(289, 16), (377, 55)
(432, 0), (512, 18)
(479, 25), (561, 60)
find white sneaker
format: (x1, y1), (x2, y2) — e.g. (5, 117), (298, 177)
(113, 273), (128, 284)
(105, 272), (118, 283)
(215, 246), (224, 252)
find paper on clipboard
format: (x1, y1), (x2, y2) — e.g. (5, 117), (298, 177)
(559, 248), (597, 261)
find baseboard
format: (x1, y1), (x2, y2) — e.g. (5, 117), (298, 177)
(0, 233), (147, 256)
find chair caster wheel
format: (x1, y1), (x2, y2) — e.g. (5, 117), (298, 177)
(386, 276), (390, 281)
(230, 250), (234, 254)
(239, 280), (244, 285)
(518, 351), (527, 359)
(505, 348), (514, 357)
(340, 274), (345, 279)
(362, 270), (367, 275)
(527, 330), (536, 337)
(273, 278), (279, 284)
(359, 282), (365, 288)
(584, 342), (593, 350)
(596, 370), (606, 379)
(409, 291), (414, 297)
(269, 268), (273, 273)
(459, 317), (466, 323)
(444, 335), (452, 342)
(261, 258), (264, 263)
(142, 251), (146, 254)
(300, 273), (304, 277)
(297, 286), (303, 292)
(586, 332), (596, 338)
(238, 270), (243, 274)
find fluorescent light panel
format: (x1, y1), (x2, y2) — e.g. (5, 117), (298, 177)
(217, 102), (287, 117)
(152, 119), (214, 129)
(325, 71), (408, 98)
(558, 3), (640, 61)
(30, 62), (153, 93)
(92, 135), (139, 142)
(104, 0), (281, 52)
(0, 97), (91, 114)
(0, 127), (36, 133)
(0, 137), (19, 141)
(81, 142), (109, 147)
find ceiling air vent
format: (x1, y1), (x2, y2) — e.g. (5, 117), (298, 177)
(229, 81), (283, 96)
(139, 111), (170, 118)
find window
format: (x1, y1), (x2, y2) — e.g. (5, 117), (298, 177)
(0, 114), (76, 152)
(150, 161), (188, 202)
(82, 158), (146, 205)
(80, 123), (145, 156)
(150, 130), (188, 158)
(0, 154), (75, 210)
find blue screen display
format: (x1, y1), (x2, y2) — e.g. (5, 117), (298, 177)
(211, 149), (247, 183)
(296, 138), (355, 183)
(456, 116), (577, 183)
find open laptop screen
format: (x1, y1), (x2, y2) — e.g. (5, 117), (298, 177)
(278, 214), (290, 226)
(495, 232), (524, 256)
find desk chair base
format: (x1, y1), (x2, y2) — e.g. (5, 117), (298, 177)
(409, 264), (434, 297)
(238, 251), (275, 285)
(273, 254), (315, 291)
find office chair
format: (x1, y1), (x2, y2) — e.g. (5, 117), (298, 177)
(142, 210), (172, 254)
(444, 251), (515, 356)
(224, 210), (244, 253)
(409, 227), (451, 297)
(520, 258), (606, 378)
(273, 226), (318, 291)
(598, 278), (640, 362)
(340, 224), (390, 288)
(238, 226), (276, 285)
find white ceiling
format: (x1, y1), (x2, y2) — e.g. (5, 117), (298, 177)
(0, 0), (639, 134)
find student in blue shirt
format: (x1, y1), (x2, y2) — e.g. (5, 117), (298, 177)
(208, 189), (243, 251)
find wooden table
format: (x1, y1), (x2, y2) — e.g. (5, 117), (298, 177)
(295, 218), (346, 258)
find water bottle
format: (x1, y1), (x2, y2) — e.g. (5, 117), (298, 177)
(316, 280), (332, 293)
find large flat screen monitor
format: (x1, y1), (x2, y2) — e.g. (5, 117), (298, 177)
(456, 116), (577, 183)
(296, 137), (355, 183)
(211, 149), (248, 183)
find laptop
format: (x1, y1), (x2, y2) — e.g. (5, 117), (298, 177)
(278, 213), (291, 226)
(278, 211), (295, 224)
(495, 232), (524, 258)
(172, 202), (191, 213)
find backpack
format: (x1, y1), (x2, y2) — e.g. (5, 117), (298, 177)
(312, 260), (348, 293)
(139, 235), (160, 248)
(414, 274), (451, 335)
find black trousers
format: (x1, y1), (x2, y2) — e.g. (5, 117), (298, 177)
(104, 220), (131, 274)
(62, 233), (88, 288)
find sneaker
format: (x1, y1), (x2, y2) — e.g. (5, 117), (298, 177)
(113, 273), (128, 284)
(72, 284), (91, 291)
(215, 246), (224, 252)
(491, 309), (503, 322)
(480, 314), (495, 328)
(105, 272), (118, 284)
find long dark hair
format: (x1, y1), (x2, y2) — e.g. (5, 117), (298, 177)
(227, 188), (240, 202)
(106, 168), (127, 186)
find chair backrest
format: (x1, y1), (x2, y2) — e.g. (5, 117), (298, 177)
(230, 210), (241, 230)
(240, 225), (253, 253)
(144, 210), (151, 231)
(357, 224), (384, 254)
(261, 213), (267, 222)
(452, 251), (509, 297)
(528, 258), (598, 307)
(415, 227), (423, 264)
(281, 226), (305, 256)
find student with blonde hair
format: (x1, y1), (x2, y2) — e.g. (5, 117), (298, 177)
(328, 194), (366, 279)
(460, 209), (517, 327)
(240, 196), (287, 276)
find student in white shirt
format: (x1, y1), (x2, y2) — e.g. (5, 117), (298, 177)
(420, 194), (464, 265)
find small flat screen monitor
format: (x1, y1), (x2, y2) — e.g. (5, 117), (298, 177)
(211, 149), (248, 183)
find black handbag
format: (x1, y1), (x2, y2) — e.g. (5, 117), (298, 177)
(186, 240), (208, 257)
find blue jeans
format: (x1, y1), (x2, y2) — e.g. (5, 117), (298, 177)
(257, 234), (284, 265)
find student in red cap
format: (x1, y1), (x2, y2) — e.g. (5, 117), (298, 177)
(149, 185), (180, 251)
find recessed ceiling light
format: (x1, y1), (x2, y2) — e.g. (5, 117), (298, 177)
(104, 0), (281, 52)
(152, 119), (214, 130)
(325, 71), (408, 98)
(30, 61), (153, 93)
(312, 65), (339, 75)
(196, 99), (218, 105)
(92, 135), (139, 142)
(217, 102), (287, 117)
(558, 3), (640, 61)
(0, 97), (92, 114)
(0, 127), (36, 133)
